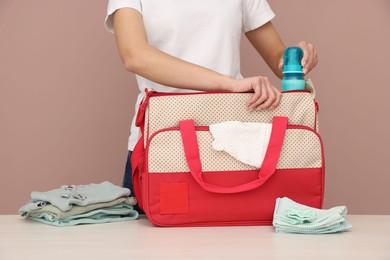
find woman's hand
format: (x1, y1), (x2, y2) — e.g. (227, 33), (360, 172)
(232, 76), (282, 111)
(278, 41), (319, 75)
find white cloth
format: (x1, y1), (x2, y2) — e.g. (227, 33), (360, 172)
(104, 0), (276, 150)
(209, 121), (272, 168)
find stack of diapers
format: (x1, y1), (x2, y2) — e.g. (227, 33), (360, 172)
(19, 181), (139, 227)
(273, 197), (352, 234)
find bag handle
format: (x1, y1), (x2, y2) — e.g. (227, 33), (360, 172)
(179, 116), (288, 194)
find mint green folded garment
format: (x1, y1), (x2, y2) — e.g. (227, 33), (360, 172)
(25, 197), (137, 219)
(30, 203), (139, 227)
(273, 197), (352, 234)
(19, 181), (131, 215)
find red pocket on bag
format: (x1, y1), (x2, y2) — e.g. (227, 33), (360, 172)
(160, 183), (189, 214)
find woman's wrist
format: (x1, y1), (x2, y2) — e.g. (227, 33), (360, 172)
(216, 75), (236, 92)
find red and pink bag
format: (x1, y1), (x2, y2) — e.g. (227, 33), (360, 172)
(131, 80), (324, 227)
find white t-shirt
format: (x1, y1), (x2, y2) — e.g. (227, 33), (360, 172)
(105, 0), (275, 150)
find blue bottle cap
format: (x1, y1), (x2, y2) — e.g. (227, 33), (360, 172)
(283, 47), (303, 73)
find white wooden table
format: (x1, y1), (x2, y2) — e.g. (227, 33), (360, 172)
(0, 215), (389, 259)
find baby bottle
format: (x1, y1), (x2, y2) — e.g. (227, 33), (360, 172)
(281, 47), (306, 92)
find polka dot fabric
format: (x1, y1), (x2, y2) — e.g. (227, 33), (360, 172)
(142, 89), (322, 173)
(145, 91), (317, 142)
(147, 128), (322, 173)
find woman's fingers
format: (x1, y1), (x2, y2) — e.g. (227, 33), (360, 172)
(298, 41), (318, 75)
(246, 77), (262, 109)
(255, 77), (276, 110)
(246, 76), (281, 111)
(269, 86), (282, 109)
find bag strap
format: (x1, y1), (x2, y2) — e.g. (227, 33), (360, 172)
(179, 116), (288, 194)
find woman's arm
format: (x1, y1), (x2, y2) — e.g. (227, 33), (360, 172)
(113, 8), (234, 92)
(245, 21), (285, 79)
(113, 8), (281, 110)
(246, 22), (318, 77)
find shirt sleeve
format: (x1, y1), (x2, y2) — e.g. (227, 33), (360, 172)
(242, 0), (275, 33)
(104, 0), (142, 33)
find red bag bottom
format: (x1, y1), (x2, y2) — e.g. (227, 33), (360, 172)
(142, 168), (324, 227)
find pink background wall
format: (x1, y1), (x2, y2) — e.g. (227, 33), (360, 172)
(1, 1), (389, 214)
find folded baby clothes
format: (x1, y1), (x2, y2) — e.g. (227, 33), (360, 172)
(19, 181), (131, 214)
(23, 197), (137, 219)
(273, 197), (352, 234)
(209, 121), (272, 168)
(30, 203), (139, 227)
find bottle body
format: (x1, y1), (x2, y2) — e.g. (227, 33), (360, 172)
(282, 73), (305, 91)
(281, 47), (305, 92)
